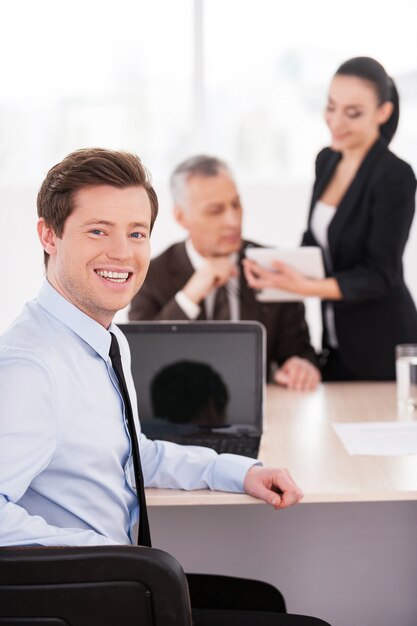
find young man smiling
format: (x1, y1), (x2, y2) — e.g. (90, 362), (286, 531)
(0, 148), (329, 626)
(37, 183), (153, 328)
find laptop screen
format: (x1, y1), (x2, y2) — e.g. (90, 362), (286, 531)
(118, 321), (265, 438)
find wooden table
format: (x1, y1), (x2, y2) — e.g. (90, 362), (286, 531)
(146, 383), (417, 626)
(147, 382), (417, 506)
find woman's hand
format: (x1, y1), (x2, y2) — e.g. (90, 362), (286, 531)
(243, 258), (343, 300)
(243, 258), (311, 295)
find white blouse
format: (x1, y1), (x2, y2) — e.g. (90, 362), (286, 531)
(311, 201), (339, 349)
(311, 200), (336, 249)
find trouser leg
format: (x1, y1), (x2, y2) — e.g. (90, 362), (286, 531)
(186, 573), (286, 612)
(186, 574), (332, 626)
(191, 608), (332, 626)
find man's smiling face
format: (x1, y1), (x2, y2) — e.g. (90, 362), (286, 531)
(38, 184), (152, 328)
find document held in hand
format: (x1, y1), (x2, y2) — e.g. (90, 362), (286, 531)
(245, 246), (325, 302)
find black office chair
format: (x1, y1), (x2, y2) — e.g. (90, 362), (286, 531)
(0, 545), (193, 626)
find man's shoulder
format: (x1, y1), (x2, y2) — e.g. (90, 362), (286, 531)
(147, 242), (188, 279)
(0, 302), (59, 386)
(1, 301), (52, 354)
(151, 241), (186, 264)
(0, 299), (73, 371)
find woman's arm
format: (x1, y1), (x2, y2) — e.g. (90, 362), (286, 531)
(244, 155), (416, 304)
(242, 258), (343, 300)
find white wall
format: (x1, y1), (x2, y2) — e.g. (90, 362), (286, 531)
(2, 183), (417, 350)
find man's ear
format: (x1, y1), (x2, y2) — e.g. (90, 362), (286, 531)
(173, 205), (189, 230)
(37, 218), (58, 257)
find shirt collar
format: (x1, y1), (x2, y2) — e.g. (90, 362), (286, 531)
(37, 280), (114, 361)
(185, 239), (238, 269)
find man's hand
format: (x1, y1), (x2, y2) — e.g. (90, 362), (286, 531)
(183, 257), (237, 304)
(274, 356), (321, 391)
(243, 465), (303, 509)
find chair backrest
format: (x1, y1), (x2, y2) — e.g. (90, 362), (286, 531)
(0, 545), (193, 626)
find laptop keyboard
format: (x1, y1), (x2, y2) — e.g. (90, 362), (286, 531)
(163, 435), (260, 458)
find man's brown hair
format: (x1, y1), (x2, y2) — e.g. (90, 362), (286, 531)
(37, 147), (158, 266)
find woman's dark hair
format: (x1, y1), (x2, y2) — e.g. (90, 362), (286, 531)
(335, 56), (399, 144)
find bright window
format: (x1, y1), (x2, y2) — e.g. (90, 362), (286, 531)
(203, 0), (417, 181)
(0, 0), (193, 185)
(0, 0), (416, 186)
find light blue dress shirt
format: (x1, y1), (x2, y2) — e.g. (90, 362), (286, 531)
(0, 281), (257, 547)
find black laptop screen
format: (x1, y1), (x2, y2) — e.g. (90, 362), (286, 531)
(118, 322), (264, 438)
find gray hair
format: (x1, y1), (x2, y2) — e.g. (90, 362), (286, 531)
(170, 155), (234, 205)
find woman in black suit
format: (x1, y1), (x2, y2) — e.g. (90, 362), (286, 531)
(244, 57), (417, 381)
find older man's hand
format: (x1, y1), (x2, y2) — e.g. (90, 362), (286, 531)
(274, 356), (321, 391)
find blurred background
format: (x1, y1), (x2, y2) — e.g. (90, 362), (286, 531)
(1, 0), (416, 344)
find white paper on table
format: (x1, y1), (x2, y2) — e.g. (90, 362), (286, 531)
(333, 421), (417, 456)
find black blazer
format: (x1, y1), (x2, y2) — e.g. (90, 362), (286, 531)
(302, 138), (417, 379)
(129, 240), (318, 379)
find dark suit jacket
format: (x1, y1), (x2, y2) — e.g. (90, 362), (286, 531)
(302, 138), (417, 379)
(129, 240), (317, 379)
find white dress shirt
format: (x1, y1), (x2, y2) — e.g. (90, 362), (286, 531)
(175, 239), (240, 321)
(0, 281), (257, 547)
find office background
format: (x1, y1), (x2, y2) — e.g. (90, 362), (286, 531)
(1, 0), (417, 341)
(2, 5), (417, 624)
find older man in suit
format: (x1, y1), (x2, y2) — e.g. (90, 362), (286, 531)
(129, 155), (320, 390)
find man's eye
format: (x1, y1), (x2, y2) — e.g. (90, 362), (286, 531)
(90, 229), (104, 236)
(130, 232), (144, 239)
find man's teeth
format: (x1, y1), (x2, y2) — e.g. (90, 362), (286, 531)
(96, 270), (129, 283)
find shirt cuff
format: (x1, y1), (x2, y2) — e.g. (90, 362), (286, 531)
(175, 291), (201, 320)
(211, 454), (262, 493)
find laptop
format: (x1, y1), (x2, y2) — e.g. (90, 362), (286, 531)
(118, 321), (266, 458)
